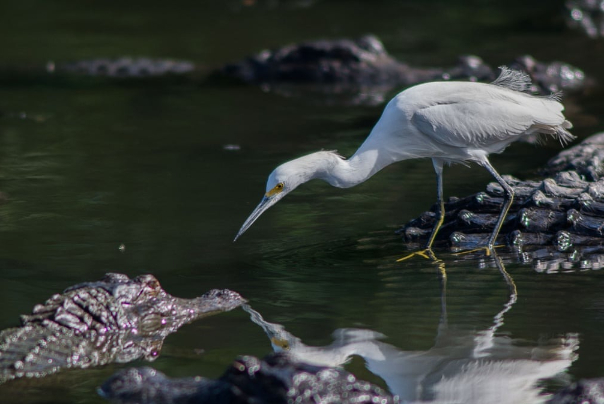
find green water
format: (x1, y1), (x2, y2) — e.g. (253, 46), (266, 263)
(0, 1), (603, 402)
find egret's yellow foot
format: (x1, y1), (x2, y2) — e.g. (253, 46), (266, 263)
(397, 248), (437, 262)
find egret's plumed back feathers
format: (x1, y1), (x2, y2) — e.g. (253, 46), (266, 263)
(491, 66), (563, 102)
(491, 66), (532, 93)
(547, 91), (563, 102)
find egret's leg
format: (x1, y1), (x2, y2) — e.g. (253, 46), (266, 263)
(426, 159), (445, 250)
(397, 159), (444, 262)
(482, 159), (514, 250)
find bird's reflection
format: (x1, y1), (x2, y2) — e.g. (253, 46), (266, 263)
(243, 254), (578, 404)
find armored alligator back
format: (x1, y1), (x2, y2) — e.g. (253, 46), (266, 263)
(399, 132), (604, 257)
(0, 273), (244, 383)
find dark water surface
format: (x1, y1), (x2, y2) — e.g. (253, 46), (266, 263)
(0, 1), (603, 403)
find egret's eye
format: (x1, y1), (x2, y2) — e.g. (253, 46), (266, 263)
(271, 337), (290, 350)
(266, 182), (285, 197)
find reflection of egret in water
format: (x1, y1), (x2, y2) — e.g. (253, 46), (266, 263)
(471, 254), (517, 358)
(243, 254), (578, 404)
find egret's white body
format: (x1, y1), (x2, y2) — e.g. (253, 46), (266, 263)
(235, 67), (573, 250)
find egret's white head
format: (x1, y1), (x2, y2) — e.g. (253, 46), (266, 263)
(234, 151), (341, 241)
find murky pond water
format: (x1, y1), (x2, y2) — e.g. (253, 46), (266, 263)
(0, 1), (603, 403)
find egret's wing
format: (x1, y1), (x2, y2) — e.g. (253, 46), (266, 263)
(411, 100), (535, 149)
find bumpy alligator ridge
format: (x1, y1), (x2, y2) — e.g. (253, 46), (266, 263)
(0, 273), (244, 383)
(99, 352), (396, 404)
(398, 132), (604, 253)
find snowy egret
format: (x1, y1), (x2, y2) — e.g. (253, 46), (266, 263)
(234, 67), (573, 254)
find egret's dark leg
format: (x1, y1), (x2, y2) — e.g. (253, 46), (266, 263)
(426, 159), (445, 250)
(482, 159), (514, 250)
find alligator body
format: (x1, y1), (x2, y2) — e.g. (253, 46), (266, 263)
(0, 273), (244, 383)
(99, 352), (397, 404)
(219, 35), (428, 85)
(398, 132), (604, 255)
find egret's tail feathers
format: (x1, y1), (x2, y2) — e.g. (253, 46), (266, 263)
(492, 66), (532, 93)
(529, 122), (575, 146)
(556, 124), (576, 146)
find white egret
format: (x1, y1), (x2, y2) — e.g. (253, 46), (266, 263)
(234, 67), (573, 254)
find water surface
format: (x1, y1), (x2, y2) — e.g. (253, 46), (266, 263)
(0, 1), (603, 402)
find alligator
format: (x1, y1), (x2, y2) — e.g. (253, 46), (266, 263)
(217, 36), (586, 95)
(0, 273), (244, 384)
(32, 35), (586, 104)
(398, 131), (604, 256)
(99, 352), (396, 404)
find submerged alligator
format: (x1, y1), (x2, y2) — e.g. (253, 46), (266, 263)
(398, 132), (604, 254)
(0, 273), (244, 383)
(100, 352), (396, 404)
(34, 35), (586, 104)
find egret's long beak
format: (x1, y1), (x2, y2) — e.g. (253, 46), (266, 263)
(234, 194), (282, 241)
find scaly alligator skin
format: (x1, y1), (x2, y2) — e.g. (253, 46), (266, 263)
(398, 132), (604, 252)
(0, 273), (244, 383)
(99, 352), (397, 404)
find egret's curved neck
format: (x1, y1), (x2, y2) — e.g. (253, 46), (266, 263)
(307, 106), (422, 188)
(320, 105), (421, 188)
(321, 150), (385, 188)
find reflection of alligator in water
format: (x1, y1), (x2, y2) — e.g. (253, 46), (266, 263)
(399, 132), (604, 256)
(35, 35), (586, 106)
(0, 273), (244, 384)
(100, 256), (579, 404)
